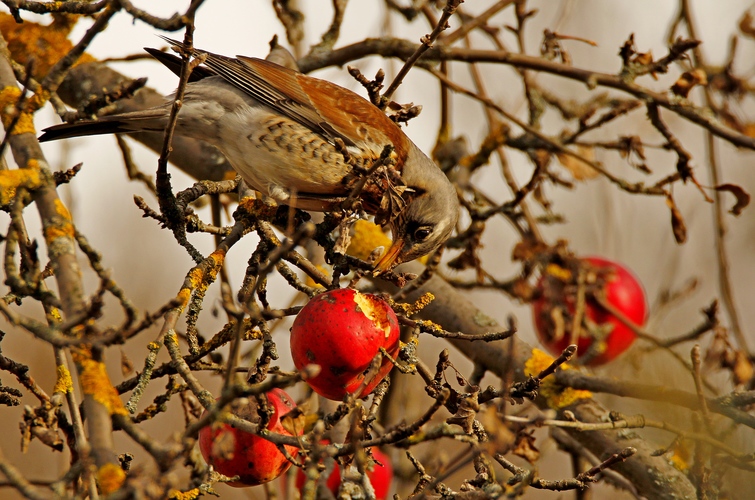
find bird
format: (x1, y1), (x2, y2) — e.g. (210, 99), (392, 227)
(39, 38), (459, 273)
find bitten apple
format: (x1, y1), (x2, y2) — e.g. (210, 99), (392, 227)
(198, 388), (299, 487)
(532, 256), (647, 366)
(290, 289), (400, 400)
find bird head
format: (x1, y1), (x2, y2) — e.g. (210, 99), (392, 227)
(374, 147), (459, 274)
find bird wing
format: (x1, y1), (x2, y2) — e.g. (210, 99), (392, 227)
(159, 38), (406, 163)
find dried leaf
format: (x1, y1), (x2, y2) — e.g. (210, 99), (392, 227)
(281, 408), (316, 435)
(513, 430), (540, 464)
(511, 240), (549, 262)
(739, 11), (755, 38)
(671, 68), (708, 97)
(447, 391), (480, 434)
(715, 183), (750, 216)
(666, 195), (687, 244)
(479, 406), (516, 455)
(120, 349), (134, 377)
(556, 146), (598, 180)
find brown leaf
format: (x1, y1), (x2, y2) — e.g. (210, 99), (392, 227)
(556, 146), (598, 180)
(479, 406), (516, 455)
(666, 194), (687, 244)
(671, 68), (708, 97)
(512, 430), (540, 464)
(715, 183), (751, 216)
(280, 407), (312, 435)
(739, 11), (755, 38)
(120, 349), (134, 377)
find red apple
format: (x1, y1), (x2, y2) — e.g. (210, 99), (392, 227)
(532, 256), (647, 366)
(198, 388), (300, 487)
(290, 289), (400, 400)
(295, 445), (393, 500)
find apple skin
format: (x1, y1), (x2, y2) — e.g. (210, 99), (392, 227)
(198, 388), (299, 487)
(290, 289), (400, 400)
(532, 256), (648, 366)
(295, 446), (393, 500)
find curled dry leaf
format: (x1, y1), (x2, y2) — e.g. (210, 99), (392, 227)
(556, 145), (598, 180)
(714, 183), (750, 216)
(666, 194), (687, 244)
(671, 68), (708, 97)
(739, 11), (755, 38)
(513, 429), (540, 464)
(479, 406), (516, 455)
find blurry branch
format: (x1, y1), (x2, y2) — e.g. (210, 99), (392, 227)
(503, 414), (752, 465)
(383, 0), (462, 100)
(554, 370), (755, 429)
(298, 39), (755, 150)
(672, 0), (750, 355)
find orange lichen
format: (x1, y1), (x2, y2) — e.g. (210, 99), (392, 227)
(0, 168), (42, 204)
(524, 349), (592, 409)
(53, 365), (73, 394)
(72, 353), (128, 416)
(96, 463), (126, 495)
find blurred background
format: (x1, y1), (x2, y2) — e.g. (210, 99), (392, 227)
(2, 0), (754, 498)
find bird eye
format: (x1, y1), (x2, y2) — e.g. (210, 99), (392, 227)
(413, 227), (432, 242)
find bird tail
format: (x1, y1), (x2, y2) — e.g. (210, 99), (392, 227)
(38, 109), (169, 143)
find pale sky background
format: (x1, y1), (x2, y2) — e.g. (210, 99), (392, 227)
(2, 1), (755, 498)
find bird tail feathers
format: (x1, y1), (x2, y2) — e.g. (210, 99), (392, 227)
(38, 110), (169, 143)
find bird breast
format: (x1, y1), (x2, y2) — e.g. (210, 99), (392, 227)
(213, 104), (369, 207)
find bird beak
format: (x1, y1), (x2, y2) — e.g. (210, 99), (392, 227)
(373, 239), (404, 274)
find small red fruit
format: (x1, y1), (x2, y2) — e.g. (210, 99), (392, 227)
(532, 256), (647, 366)
(295, 445), (393, 500)
(198, 388), (300, 487)
(290, 288), (400, 400)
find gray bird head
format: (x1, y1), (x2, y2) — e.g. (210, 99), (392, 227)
(374, 146), (459, 273)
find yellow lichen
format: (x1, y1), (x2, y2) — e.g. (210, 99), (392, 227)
(524, 349), (592, 409)
(0, 13), (95, 79)
(48, 307), (62, 323)
(0, 86), (36, 135)
(54, 198), (72, 220)
(175, 288), (191, 310)
(168, 488), (201, 500)
(96, 463), (126, 495)
(347, 220), (391, 261)
(0, 168), (42, 205)
(72, 353), (128, 416)
(544, 263), (572, 282)
(53, 365), (73, 394)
